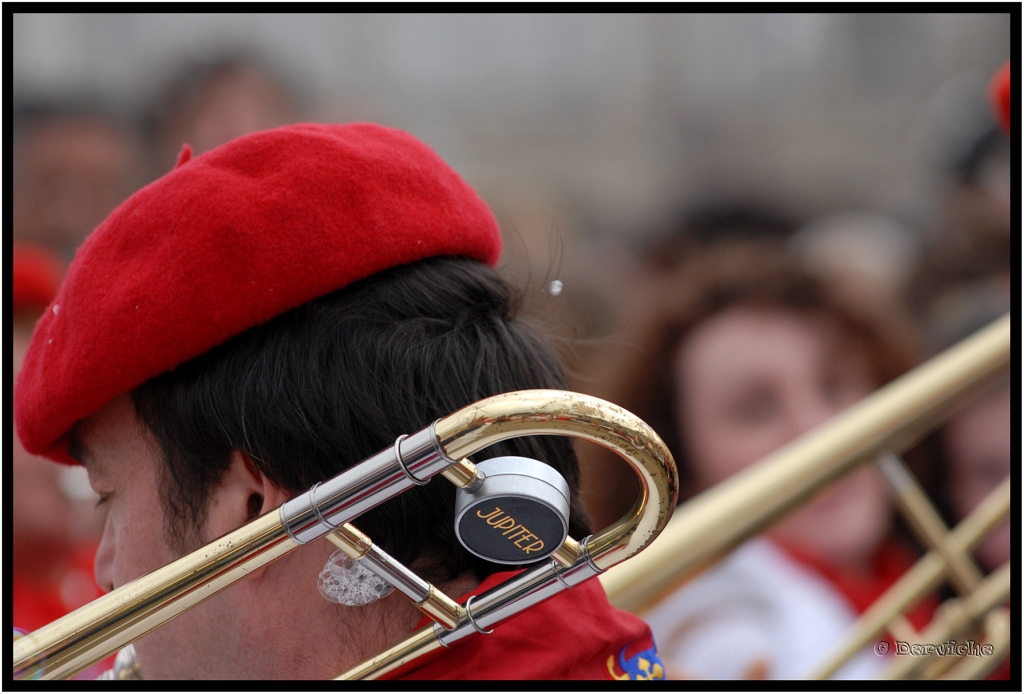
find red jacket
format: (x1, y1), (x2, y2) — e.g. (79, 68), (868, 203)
(401, 570), (664, 680)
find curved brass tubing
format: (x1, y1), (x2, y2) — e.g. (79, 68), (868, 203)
(340, 390), (678, 680)
(14, 390), (677, 681)
(13, 513), (298, 680)
(435, 389), (679, 570)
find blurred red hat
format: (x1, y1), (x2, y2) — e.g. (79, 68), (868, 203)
(15, 122), (502, 463)
(13, 242), (64, 317)
(990, 61), (1010, 133)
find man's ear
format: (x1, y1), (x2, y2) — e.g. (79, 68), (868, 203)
(204, 451), (290, 541)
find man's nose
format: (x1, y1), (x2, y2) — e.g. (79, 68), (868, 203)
(93, 519), (115, 593)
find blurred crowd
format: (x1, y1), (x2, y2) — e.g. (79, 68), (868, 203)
(12, 49), (1011, 681)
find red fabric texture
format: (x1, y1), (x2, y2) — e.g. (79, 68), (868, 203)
(13, 242), (64, 316)
(12, 543), (113, 679)
(13, 543), (102, 633)
(990, 61), (1011, 134)
(15, 123), (502, 463)
(400, 570), (661, 680)
(777, 538), (938, 631)
(781, 539), (1009, 679)
(988, 645), (1010, 680)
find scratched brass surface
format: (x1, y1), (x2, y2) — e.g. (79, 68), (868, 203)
(435, 389), (678, 571)
(13, 310), (1007, 681)
(340, 390), (679, 679)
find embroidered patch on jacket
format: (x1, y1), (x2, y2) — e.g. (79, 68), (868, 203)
(606, 642), (666, 680)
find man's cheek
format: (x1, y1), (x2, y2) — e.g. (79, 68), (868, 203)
(113, 528), (153, 586)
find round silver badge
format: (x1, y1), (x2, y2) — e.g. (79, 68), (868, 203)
(453, 456), (570, 564)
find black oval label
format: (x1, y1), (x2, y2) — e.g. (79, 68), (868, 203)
(457, 496), (566, 563)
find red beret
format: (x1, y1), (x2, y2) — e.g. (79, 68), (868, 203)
(15, 123), (502, 463)
(13, 242), (65, 316)
(990, 61), (1010, 134)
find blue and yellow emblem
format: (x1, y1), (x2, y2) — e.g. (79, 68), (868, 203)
(606, 642), (666, 680)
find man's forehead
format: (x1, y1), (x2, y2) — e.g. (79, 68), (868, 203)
(68, 426), (101, 475)
(67, 394), (140, 476)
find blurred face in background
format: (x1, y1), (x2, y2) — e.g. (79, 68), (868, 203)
(156, 65), (296, 167)
(13, 118), (140, 254)
(13, 326), (73, 562)
(13, 324), (103, 571)
(674, 306), (891, 569)
(187, 68), (292, 155)
(944, 383), (1010, 571)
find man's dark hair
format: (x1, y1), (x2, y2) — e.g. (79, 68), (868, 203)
(131, 256), (590, 584)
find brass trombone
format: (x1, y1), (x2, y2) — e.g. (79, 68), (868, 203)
(601, 313), (1011, 679)
(13, 314), (1010, 680)
(12, 390), (678, 680)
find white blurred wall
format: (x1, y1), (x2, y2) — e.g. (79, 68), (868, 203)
(12, 13), (1010, 241)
